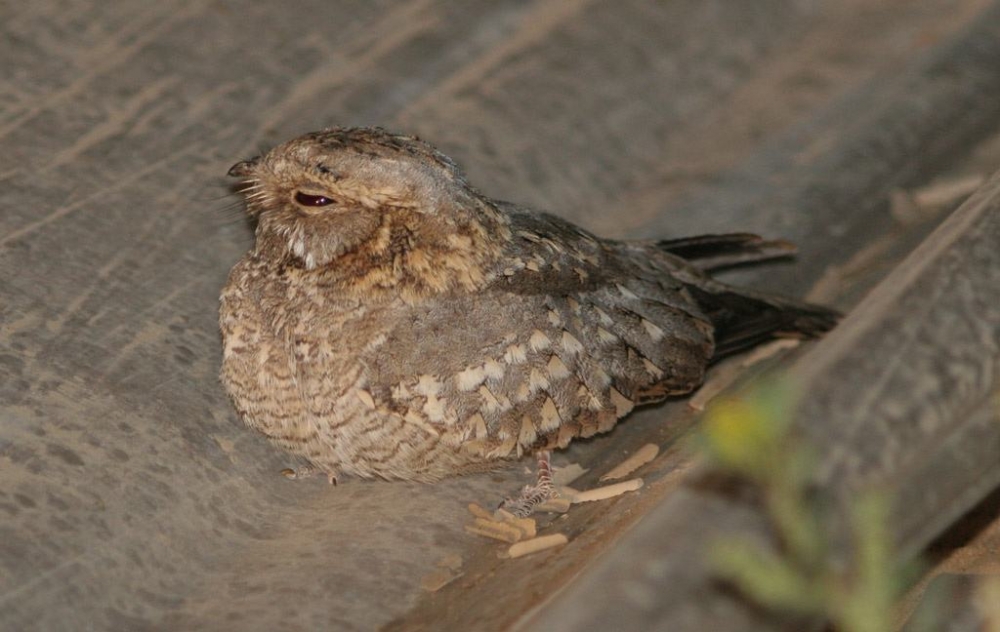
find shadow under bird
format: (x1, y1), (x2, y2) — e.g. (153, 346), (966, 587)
(220, 127), (837, 512)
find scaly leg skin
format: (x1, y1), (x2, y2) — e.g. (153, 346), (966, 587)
(280, 464), (338, 485)
(499, 451), (558, 518)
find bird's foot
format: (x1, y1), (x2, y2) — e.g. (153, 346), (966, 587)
(499, 451), (558, 518)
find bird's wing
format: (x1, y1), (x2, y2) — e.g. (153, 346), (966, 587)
(370, 207), (715, 459)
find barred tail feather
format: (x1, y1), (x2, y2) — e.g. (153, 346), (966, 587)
(683, 284), (840, 360)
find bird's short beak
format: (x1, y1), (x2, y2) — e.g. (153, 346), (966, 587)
(228, 157), (261, 177)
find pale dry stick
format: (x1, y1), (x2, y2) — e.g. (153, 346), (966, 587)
(467, 503), (537, 541)
(467, 503), (493, 520)
(507, 534), (569, 559)
(557, 486), (581, 501)
(600, 444), (659, 481)
(420, 568), (462, 592)
(912, 173), (985, 208)
(534, 497), (573, 513)
(889, 173), (985, 227)
(492, 510), (538, 538)
(436, 553), (463, 571)
(687, 359), (743, 412)
(464, 519), (524, 543)
(740, 338), (801, 368)
(571, 478), (644, 503)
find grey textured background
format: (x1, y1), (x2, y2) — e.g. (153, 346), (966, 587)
(2, 1), (997, 630)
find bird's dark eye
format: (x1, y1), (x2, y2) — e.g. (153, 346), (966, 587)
(294, 191), (335, 207)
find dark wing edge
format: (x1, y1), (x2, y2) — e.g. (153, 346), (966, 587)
(658, 233), (797, 272)
(682, 283), (840, 360)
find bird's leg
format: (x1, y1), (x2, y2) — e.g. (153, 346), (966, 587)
(499, 450), (558, 518)
(280, 464), (338, 485)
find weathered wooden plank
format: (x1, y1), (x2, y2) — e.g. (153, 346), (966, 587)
(639, 0), (1000, 299)
(797, 172), (1000, 555)
(2, 1), (997, 630)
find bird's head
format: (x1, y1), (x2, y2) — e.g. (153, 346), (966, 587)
(229, 127), (506, 294)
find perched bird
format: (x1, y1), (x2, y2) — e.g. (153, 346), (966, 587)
(220, 127), (837, 511)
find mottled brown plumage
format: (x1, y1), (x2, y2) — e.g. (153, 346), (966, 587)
(219, 127), (836, 484)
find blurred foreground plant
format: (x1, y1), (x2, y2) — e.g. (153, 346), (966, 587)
(699, 381), (900, 632)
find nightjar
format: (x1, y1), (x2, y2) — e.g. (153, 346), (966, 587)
(220, 127), (837, 488)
